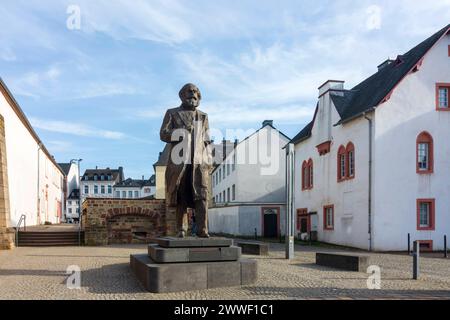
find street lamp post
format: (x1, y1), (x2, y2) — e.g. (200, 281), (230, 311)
(70, 159), (83, 222)
(71, 158), (82, 246)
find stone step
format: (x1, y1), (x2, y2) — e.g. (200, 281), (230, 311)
(17, 242), (80, 247)
(148, 244), (241, 263)
(17, 231), (83, 247)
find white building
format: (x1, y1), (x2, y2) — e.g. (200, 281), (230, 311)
(80, 167), (124, 202)
(58, 162), (80, 221)
(0, 78), (64, 236)
(113, 176), (156, 199)
(291, 24), (450, 252)
(66, 189), (80, 222)
(209, 121), (290, 238)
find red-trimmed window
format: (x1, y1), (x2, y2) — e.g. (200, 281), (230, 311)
(323, 205), (334, 230)
(417, 199), (435, 231)
(302, 161), (308, 190)
(416, 132), (434, 174)
(337, 146), (346, 182)
(308, 159), (313, 189)
(302, 159), (313, 190)
(346, 142), (355, 179)
(436, 83), (450, 110)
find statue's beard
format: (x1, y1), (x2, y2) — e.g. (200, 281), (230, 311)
(183, 98), (199, 110)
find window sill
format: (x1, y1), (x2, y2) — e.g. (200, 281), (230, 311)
(436, 107), (450, 111)
(337, 176), (355, 183)
(416, 170), (434, 175)
(417, 227), (435, 231)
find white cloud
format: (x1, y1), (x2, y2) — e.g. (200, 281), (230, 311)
(78, 0), (193, 45)
(29, 117), (126, 140)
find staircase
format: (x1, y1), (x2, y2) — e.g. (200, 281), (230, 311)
(17, 231), (84, 247)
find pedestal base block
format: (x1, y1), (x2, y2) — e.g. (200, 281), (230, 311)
(130, 254), (257, 293)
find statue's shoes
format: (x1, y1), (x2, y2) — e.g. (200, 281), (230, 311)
(177, 231), (186, 238)
(197, 232), (210, 238)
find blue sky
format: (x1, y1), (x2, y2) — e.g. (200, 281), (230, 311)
(1, 0), (449, 178)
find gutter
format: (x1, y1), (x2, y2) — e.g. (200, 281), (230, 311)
(363, 112), (373, 251)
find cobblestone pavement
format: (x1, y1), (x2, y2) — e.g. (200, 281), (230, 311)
(0, 242), (449, 300)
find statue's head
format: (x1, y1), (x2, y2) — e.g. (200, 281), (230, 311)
(179, 83), (201, 110)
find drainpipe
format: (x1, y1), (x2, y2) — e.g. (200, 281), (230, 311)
(363, 113), (373, 251)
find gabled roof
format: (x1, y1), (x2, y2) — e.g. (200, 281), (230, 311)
(82, 168), (123, 182)
(67, 189), (80, 200)
(289, 104), (318, 145)
(211, 121), (290, 174)
(290, 24), (450, 145)
(337, 24), (450, 124)
(114, 176), (155, 188)
(58, 163), (72, 176)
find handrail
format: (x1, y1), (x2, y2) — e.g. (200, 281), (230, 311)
(15, 214), (27, 247)
(17, 214), (26, 231)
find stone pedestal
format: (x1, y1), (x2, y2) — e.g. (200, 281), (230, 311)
(130, 237), (257, 293)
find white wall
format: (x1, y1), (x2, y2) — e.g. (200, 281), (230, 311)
(212, 126), (289, 204)
(81, 181), (115, 201)
(113, 187), (142, 199)
(294, 88), (371, 250)
(66, 163), (79, 195)
(372, 33), (450, 251)
(0, 88), (63, 226)
(209, 205), (286, 237)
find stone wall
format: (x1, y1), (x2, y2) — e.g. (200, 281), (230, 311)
(82, 198), (176, 246)
(0, 115), (14, 250)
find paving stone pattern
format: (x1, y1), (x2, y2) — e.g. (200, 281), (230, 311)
(0, 242), (449, 300)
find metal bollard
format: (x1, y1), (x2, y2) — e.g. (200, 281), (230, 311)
(413, 241), (420, 280)
(254, 228), (257, 240)
(407, 233), (411, 255)
(445, 235), (448, 259)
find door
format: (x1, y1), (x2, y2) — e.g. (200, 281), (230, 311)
(262, 207), (279, 238)
(300, 217), (308, 233)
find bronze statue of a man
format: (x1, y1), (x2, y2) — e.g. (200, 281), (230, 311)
(160, 84), (212, 238)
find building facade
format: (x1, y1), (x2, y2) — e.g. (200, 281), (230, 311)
(66, 189), (80, 222)
(209, 121), (290, 238)
(80, 167), (124, 203)
(0, 78), (65, 245)
(113, 176), (156, 199)
(291, 25), (450, 251)
(58, 162), (80, 221)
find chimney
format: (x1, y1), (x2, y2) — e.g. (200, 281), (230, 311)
(377, 58), (394, 71)
(318, 80), (345, 97)
(142, 175), (145, 181)
(118, 166), (124, 182)
(234, 139), (239, 149)
(262, 120), (273, 128)
(95, 166), (98, 170)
